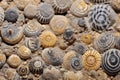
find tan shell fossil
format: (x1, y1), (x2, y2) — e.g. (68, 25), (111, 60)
(7, 54), (22, 68)
(17, 45), (31, 60)
(1, 24), (23, 45)
(50, 15), (68, 35)
(63, 51), (82, 71)
(70, 0), (90, 17)
(81, 33), (93, 44)
(23, 19), (42, 37)
(82, 50), (101, 70)
(0, 7), (4, 26)
(39, 31), (57, 48)
(41, 47), (63, 66)
(0, 52), (6, 69)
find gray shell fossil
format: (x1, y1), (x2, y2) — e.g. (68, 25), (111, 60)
(88, 4), (117, 31)
(116, 37), (120, 49)
(102, 49), (120, 76)
(63, 29), (74, 41)
(0, 7), (4, 26)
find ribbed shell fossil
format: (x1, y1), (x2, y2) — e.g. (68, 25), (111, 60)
(63, 51), (82, 71)
(94, 32), (116, 52)
(17, 46), (31, 60)
(29, 56), (45, 74)
(25, 37), (40, 52)
(1, 24), (23, 45)
(82, 50), (101, 70)
(51, 0), (72, 14)
(39, 31), (57, 47)
(50, 15), (68, 35)
(41, 47), (63, 66)
(0, 7), (4, 26)
(37, 3), (54, 24)
(88, 4), (116, 31)
(24, 19), (42, 37)
(7, 54), (22, 68)
(88, 0), (112, 4)
(70, 0), (90, 17)
(102, 49), (120, 76)
(0, 53), (6, 68)
(5, 8), (18, 23)
(81, 33), (93, 44)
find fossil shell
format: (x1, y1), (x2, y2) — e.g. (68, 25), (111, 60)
(51, 0), (72, 14)
(42, 66), (61, 80)
(25, 37), (40, 52)
(41, 47), (63, 66)
(1, 24), (23, 45)
(70, 0), (90, 17)
(7, 54), (22, 68)
(102, 49), (120, 76)
(63, 51), (82, 71)
(39, 31), (57, 48)
(88, 0), (112, 4)
(29, 56), (45, 74)
(82, 50), (101, 70)
(94, 32), (116, 52)
(81, 33), (93, 44)
(5, 8), (18, 23)
(88, 4), (116, 31)
(17, 46), (31, 60)
(63, 29), (74, 41)
(0, 7), (4, 26)
(23, 19), (42, 37)
(37, 3), (54, 24)
(50, 15), (68, 35)
(0, 53), (6, 69)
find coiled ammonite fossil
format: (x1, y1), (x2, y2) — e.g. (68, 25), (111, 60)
(1, 24), (23, 45)
(88, 4), (116, 31)
(51, 0), (72, 14)
(94, 32), (116, 52)
(29, 56), (45, 74)
(0, 7), (4, 26)
(102, 49), (120, 76)
(87, 0), (112, 4)
(41, 47), (63, 66)
(24, 19), (42, 37)
(82, 50), (101, 70)
(70, 0), (90, 17)
(37, 3), (54, 24)
(0, 53), (6, 69)
(63, 51), (82, 71)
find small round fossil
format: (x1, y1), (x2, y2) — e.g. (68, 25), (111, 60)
(0, 7), (4, 26)
(63, 29), (74, 41)
(37, 3), (54, 24)
(25, 37), (40, 52)
(70, 0), (90, 17)
(50, 15), (68, 35)
(51, 0), (72, 14)
(29, 56), (45, 74)
(7, 54), (22, 68)
(0, 53), (6, 69)
(94, 32), (116, 52)
(1, 24), (23, 45)
(81, 33), (93, 44)
(5, 8), (18, 23)
(63, 51), (82, 71)
(82, 50), (101, 70)
(17, 45), (31, 60)
(102, 49), (120, 76)
(39, 31), (57, 48)
(88, 4), (116, 31)
(23, 19), (42, 37)
(41, 47), (63, 66)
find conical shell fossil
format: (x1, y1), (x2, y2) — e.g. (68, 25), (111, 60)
(102, 49), (120, 76)
(63, 51), (82, 71)
(50, 15), (68, 35)
(39, 31), (57, 47)
(82, 50), (101, 70)
(1, 24), (23, 45)
(0, 7), (4, 26)
(0, 52), (6, 69)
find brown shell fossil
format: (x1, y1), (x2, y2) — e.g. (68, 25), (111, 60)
(0, 52), (6, 69)
(0, 7), (4, 26)
(1, 24), (23, 45)
(82, 50), (101, 70)
(39, 31), (57, 48)
(50, 15), (68, 35)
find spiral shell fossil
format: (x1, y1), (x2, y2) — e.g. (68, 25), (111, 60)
(1, 24), (23, 45)
(82, 50), (101, 70)
(0, 52), (6, 69)
(70, 0), (90, 17)
(63, 51), (82, 71)
(0, 7), (4, 26)
(94, 32), (116, 52)
(88, 4), (116, 31)
(39, 31), (57, 48)
(50, 15), (68, 35)
(102, 49), (120, 76)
